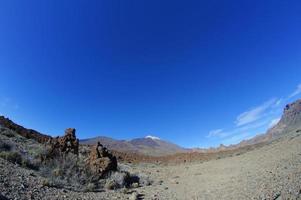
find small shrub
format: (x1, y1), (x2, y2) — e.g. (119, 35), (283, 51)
(28, 145), (45, 159)
(39, 153), (96, 191)
(0, 129), (15, 138)
(41, 178), (63, 189)
(42, 179), (51, 187)
(52, 168), (63, 177)
(21, 159), (40, 170)
(84, 182), (96, 192)
(0, 140), (12, 151)
(136, 173), (152, 186)
(104, 171), (142, 190)
(105, 179), (118, 190)
(0, 151), (22, 164)
(110, 171), (130, 188)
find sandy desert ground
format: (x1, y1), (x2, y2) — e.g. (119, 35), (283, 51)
(128, 130), (301, 200)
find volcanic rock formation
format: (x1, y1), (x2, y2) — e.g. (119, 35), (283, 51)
(50, 128), (79, 155)
(87, 142), (118, 177)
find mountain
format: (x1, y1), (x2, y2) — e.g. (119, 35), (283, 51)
(234, 99), (301, 146)
(267, 99), (301, 138)
(80, 135), (187, 156)
(192, 99), (301, 152)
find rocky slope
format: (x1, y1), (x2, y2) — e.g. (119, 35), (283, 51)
(0, 116), (52, 143)
(235, 99), (301, 146)
(267, 99), (301, 138)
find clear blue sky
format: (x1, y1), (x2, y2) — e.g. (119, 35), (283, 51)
(0, 0), (301, 148)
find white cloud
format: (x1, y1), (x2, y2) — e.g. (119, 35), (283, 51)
(145, 135), (160, 140)
(209, 118), (272, 139)
(235, 98), (278, 126)
(268, 117), (281, 128)
(288, 83), (301, 99)
(221, 132), (251, 146)
(207, 129), (223, 138)
(206, 83), (301, 147)
(274, 98), (283, 107)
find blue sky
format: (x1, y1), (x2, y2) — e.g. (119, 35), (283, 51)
(0, 0), (301, 148)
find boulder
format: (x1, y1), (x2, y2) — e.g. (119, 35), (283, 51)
(87, 142), (117, 177)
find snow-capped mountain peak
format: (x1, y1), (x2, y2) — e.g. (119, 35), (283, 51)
(145, 135), (160, 140)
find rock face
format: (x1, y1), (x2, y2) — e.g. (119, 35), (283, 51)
(87, 142), (117, 177)
(42, 128), (79, 162)
(50, 128), (79, 156)
(281, 99), (301, 125)
(267, 99), (301, 138)
(0, 116), (52, 143)
(57, 128), (79, 155)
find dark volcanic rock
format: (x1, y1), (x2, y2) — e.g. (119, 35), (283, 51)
(0, 116), (52, 143)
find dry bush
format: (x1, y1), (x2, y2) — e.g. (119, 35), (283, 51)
(0, 140), (12, 151)
(0, 151), (22, 164)
(0, 128), (16, 138)
(39, 153), (97, 191)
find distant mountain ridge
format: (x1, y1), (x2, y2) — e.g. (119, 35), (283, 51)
(80, 135), (187, 156)
(1, 99), (301, 157)
(82, 99), (301, 155)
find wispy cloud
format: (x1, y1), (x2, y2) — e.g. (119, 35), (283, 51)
(206, 82), (301, 147)
(235, 98), (279, 126)
(208, 118), (271, 139)
(288, 83), (301, 99)
(221, 132), (251, 146)
(207, 129), (223, 138)
(268, 117), (281, 128)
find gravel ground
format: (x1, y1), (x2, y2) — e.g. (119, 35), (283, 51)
(1, 131), (301, 200)
(137, 131), (301, 200)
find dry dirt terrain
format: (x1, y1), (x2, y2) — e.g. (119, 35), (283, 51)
(1, 129), (301, 200)
(130, 130), (301, 200)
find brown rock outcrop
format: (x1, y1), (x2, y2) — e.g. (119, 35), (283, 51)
(87, 142), (117, 177)
(57, 128), (79, 155)
(42, 128), (79, 162)
(51, 128), (79, 155)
